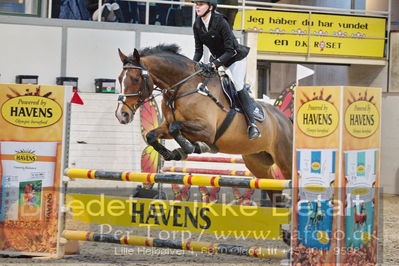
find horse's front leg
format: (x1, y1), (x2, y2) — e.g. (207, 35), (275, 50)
(169, 121), (218, 155)
(146, 123), (186, 161)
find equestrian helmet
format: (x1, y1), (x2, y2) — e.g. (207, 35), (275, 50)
(193, 0), (217, 9)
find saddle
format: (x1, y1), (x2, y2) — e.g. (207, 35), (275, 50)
(220, 74), (265, 122)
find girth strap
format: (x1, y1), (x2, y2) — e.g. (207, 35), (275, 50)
(213, 108), (237, 144)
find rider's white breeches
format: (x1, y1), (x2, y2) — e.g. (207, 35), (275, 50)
(225, 57), (247, 91)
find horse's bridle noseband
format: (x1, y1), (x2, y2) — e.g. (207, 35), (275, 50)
(117, 64), (150, 115)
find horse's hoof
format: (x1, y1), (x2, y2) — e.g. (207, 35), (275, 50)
(194, 142), (211, 153)
(194, 142), (218, 153)
(172, 148), (188, 160)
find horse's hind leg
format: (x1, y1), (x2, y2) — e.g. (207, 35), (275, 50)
(242, 152), (285, 207)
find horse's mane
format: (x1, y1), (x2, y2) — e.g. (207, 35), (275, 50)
(139, 44), (182, 57)
(124, 44), (194, 73)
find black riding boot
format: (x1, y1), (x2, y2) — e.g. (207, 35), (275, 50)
(237, 87), (261, 140)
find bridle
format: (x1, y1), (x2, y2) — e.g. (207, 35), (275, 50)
(117, 64), (150, 116)
(117, 60), (222, 120)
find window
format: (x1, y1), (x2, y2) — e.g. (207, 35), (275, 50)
(0, 0), (41, 16)
(257, 61), (270, 98)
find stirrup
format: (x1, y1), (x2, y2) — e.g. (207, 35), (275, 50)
(248, 124), (261, 140)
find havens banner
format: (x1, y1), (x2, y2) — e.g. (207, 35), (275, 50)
(233, 10), (386, 57)
(0, 84), (67, 257)
(67, 194), (290, 240)
(291, 86), (381, 264)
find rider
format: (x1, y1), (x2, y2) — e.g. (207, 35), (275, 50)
(192, 0), (261, 140)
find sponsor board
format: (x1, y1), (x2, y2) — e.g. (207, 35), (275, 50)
(292, 86), (381, 264)
(234, 10), (386, 57)
(0, 84), (67, 257)
(67, 194), (290, 240)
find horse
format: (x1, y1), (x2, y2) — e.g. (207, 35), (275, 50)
(115, 44), (293, 205)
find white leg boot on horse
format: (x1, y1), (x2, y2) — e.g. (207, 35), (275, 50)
(237, 85), (261, 140)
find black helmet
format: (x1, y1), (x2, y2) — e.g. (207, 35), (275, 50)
(193, 0), (217, 9)
(209, 0), (217, 8)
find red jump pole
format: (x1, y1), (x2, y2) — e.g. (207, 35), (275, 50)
(185, 156), (244, 164)
(162, 166), (253, 177)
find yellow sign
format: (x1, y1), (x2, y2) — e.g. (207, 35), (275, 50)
(344, 100), (379, 138)
(1, 96), (62, 128)
(234, 10), (386, 57)
(14, 152), (37, 163)
(297, 100), (339, 137)
(67, 194), (290, 240)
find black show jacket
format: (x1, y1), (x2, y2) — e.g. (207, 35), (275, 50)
(193, 12), (249, 68)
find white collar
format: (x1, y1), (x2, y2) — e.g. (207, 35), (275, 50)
(201, 13), (212, 31)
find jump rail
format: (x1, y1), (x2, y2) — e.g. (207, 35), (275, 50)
(62, 230), (289, 259)
(162, 166), (253, 177)
(64, 169), (291, 191)
(185, 156), (245, 164)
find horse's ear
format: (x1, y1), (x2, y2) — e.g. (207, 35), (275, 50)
(133, 48), (140, 63)
(118, 48), (127, 63)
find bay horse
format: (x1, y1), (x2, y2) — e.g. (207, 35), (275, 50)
(115, 44), (292, 205)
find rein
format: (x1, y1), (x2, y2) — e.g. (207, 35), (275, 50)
(168, 69), (203, 91)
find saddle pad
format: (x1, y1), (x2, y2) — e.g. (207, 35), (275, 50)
(253, 101), (265, 122)
(221, 75), (265, 122)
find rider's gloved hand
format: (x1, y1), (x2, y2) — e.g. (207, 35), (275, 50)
(203, 62), (216, 72)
